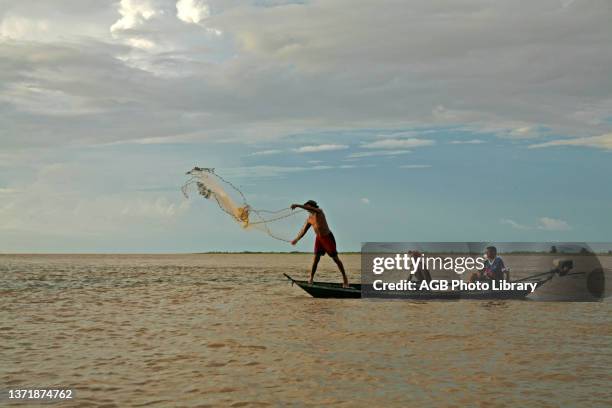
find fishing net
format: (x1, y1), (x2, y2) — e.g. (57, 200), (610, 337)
(181, 167), (304, 242)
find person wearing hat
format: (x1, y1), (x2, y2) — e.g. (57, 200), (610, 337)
(290, 200), (349, 288)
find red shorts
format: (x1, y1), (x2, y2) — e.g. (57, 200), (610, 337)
(314, 232), (337, 257)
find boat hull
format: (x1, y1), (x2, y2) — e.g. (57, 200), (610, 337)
(284, 274), (535, 300)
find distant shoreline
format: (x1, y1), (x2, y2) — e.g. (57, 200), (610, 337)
(1, 251), (611, 256)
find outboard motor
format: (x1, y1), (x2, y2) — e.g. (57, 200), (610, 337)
(529, 245), (609, 301)
(551, 259), (573, 277)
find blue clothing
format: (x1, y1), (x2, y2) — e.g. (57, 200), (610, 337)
(484, 257), (505, 281)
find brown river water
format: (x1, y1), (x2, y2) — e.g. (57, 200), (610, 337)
(2, 254), (612, 407)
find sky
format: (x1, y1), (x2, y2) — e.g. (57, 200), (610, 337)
(1, 0), (611, 253)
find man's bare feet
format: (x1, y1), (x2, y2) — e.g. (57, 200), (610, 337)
(308, 279), (313, 285)
(342, 283), (350, 288)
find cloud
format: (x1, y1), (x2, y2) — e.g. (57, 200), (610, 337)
(0, 82), (105, 116)
(110, 0), (159, 34)
(249, 149), (282, 156)
(126, 37), (156, 50)
(0, 162), (191, 236)
(0, 3), (111, 43)
(508, 126), (539, 139)
(537, 217), (571, 231)
(399, 164), (431, 169)
(500, 218), (530, 230)
(243, 144), (352, 157)
(220, 162), (369, 178)
(119, 196), (191, 218)
(362, 139), (435, 149)
(176, 0), (210, 24)
(529, 133), (612, 150)
(0, 194), (191, 235)
(360, 197), (370, 205)
(222, 164), (333, 178)
(501, 217), (571, 231)
(0, 15), (50, 40)
(449, 139), (485, 145)
(0, 0), (610, 151)
(292, 144), (348, 153)
(239, 144), (347, 157)
(212, 0), (612, 138)
(465, 122), (548, 140)
(347, 150), (411, 158)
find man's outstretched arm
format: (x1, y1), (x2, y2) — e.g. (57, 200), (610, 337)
(291, 203), (322, 213)
(291, 221), (311, 245)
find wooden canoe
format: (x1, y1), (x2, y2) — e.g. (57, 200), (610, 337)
(283, 274), (539, 300)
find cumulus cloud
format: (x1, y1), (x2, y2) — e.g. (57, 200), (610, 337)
(176, 0), (210, 24)
(292, 144), (348, 153)
(110, 0), (159, 34)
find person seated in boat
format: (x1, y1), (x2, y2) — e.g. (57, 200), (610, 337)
(469, 246), (506, 283)
(551, 259), (573, 277)
(409, 251), (432, 283)
(290, 200), (349, 288)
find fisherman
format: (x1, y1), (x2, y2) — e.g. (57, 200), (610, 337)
(469, 246), (506, 283)
(410, 251), (432, 283)
(290, 200), (349, 288)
